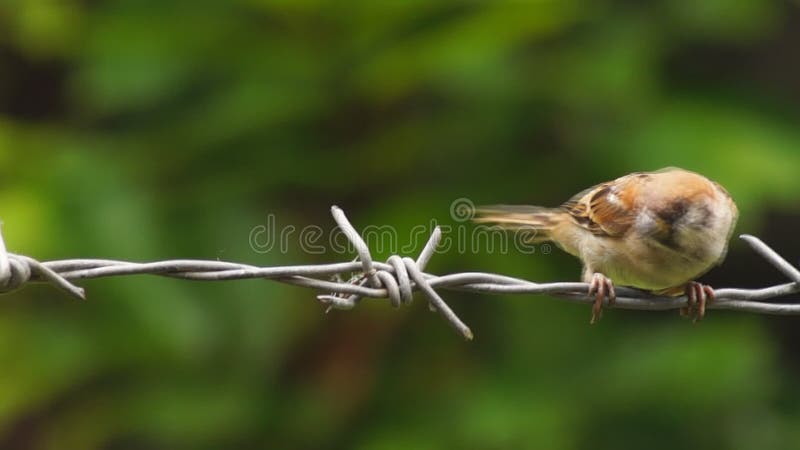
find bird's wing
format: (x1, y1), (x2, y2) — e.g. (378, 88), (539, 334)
(561, 174), (644, 237)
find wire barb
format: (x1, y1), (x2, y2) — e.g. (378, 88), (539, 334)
(0, 210), (799, 339)
(322, 206), (471, 339)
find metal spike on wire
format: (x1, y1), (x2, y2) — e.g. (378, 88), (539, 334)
(1, 206), (800, 340)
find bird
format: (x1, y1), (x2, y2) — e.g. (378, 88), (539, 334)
(473, 167), (738, 323)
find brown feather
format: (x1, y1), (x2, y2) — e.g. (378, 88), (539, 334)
(473, 205), (567, 243)
(561, 175), (641, 237)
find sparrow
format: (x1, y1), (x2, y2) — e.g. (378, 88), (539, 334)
(474, 167), (738, 323)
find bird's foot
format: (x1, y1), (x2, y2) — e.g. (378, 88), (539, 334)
(588, 273), (616, 324)
(680, 282), (715, 323)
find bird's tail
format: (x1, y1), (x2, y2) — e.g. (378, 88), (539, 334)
(473, 205), (564, 243)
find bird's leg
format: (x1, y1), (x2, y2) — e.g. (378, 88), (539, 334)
(588, 273), (616, 324)
(682, 281), (715, 323)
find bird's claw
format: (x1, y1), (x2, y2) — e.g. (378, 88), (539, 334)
(588, 273), (616, 324)
(680, 282), (714, 322)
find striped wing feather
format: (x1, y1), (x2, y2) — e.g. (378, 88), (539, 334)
(561, 175), (643, 237)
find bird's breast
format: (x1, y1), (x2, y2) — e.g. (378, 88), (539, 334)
(580, 199), (735, 291)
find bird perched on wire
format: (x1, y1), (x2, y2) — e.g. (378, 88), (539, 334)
(474, 167), (738, 323)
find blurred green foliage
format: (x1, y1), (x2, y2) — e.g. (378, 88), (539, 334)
(1, 0), (800, 449)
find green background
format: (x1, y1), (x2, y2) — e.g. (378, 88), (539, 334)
(2, 1), (800, 448)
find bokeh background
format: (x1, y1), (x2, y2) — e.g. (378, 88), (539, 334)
(2, 1), (800, 449)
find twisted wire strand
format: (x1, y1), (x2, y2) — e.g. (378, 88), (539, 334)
(0, 206), (799, 340)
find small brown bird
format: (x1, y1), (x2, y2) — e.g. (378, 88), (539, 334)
(474, 167), (738, 323)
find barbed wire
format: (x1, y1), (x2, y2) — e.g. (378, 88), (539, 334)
(1, 206), (799, 340)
